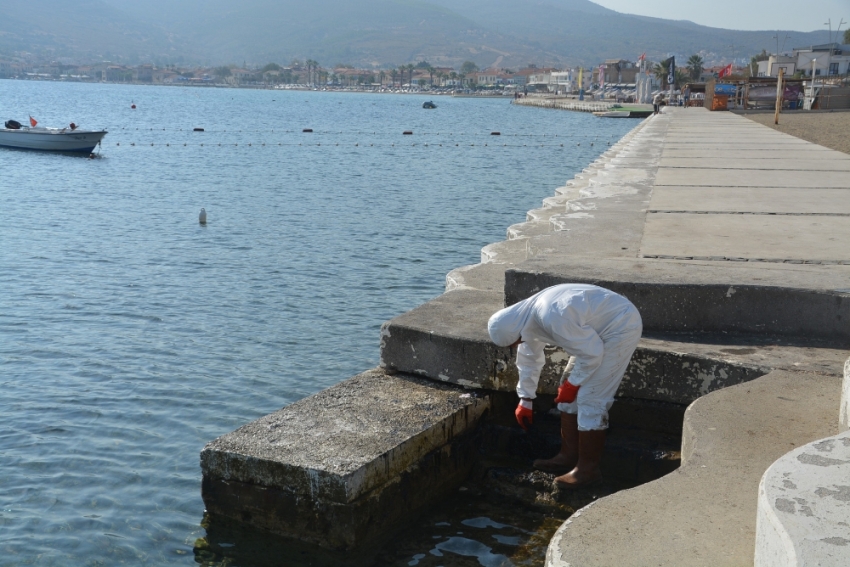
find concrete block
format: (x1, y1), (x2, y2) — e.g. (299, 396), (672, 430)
(201, 369), (489, 550)
(505, 261), (850, 342)
(755, 431), (850, 567)
(377, 287), (818, 405)
(379, 289), (513, 390)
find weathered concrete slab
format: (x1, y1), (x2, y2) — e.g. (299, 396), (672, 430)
(655, 168), (850, 188)
(505, 260), (850, 343)
(641, 212), (850, 262)
(379, 289), (516, 390)
(755, 430), (850, 567)
(201, 369), (489, 549)
(546, 370), (841, 567)
(649, 187), (850, 214)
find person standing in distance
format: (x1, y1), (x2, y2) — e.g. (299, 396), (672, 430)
(488, 284), (642, 488)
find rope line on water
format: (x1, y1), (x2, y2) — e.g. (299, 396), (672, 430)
(108, 127), (622, 139)
(110, 141), (609, 149)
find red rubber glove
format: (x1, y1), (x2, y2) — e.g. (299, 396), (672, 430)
(515, 400), (533, 430)
(554, 380), (580, 404)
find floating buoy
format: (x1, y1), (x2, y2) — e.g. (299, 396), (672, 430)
(193, 128), (204, 132)
(131, 103), (136, 109)
(491, 132), (500, 136)
(403, 131), (413, 135)
(303, 128), (313, 133)
(199, 208), (207, 225)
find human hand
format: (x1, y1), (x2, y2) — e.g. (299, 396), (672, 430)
(515, 399), (533, 430)
(554, 381), (579, 404)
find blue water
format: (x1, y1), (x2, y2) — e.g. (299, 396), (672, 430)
(0, 80), (634, 566)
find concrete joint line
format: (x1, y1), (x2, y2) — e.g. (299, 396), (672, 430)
(648, 210), (850, 217)
(639, 254), (850, 265)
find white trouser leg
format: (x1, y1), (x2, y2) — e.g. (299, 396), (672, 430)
(557, 323), (642, 431)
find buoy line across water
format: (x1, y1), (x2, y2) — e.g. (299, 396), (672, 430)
(109, 142), (599, 149)
(108, 127), (620, 139)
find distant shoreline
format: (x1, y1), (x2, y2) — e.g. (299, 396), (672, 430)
(0, 76), (514, 97)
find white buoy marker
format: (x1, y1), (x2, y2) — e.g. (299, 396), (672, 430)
(199, 208), (207, 225)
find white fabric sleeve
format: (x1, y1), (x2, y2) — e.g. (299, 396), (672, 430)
(549, 323), (604, 387)
(515, 341), (546, 399)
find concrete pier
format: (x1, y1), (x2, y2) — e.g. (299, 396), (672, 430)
(201, 369), (488, 550)
(201, 107), (849, 564)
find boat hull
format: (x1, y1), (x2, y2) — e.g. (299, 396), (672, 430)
(0, 129), (108, 152)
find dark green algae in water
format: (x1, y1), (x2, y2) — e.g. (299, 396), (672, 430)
(193, 483), (571, 567)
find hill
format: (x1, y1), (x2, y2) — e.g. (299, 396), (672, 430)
(0, 0), (833, 68)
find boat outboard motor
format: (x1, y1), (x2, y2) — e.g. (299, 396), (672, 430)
(5, 119), (22, 129)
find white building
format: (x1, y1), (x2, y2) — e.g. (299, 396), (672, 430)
(757, 43), (850, 78)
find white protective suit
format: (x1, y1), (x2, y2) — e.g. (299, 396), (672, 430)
(488, 284), (642, 431)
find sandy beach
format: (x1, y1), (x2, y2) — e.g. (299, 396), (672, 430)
(741, 110), (850, 155)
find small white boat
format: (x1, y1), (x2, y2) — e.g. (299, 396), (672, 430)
(0, 122), (107, 153)
(593, 111), (632, 118)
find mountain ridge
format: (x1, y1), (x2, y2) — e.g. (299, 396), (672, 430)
(0, 0), (832, 68)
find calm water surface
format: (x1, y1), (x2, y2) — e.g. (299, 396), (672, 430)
(0, 81), (634, 566)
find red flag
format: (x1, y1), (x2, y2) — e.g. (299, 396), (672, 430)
(29, 115), (37, 127)
(718, 63), (733, 78)
(638, 52), (646, 62)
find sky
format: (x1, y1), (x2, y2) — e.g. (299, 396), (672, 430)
(592, 0), (848, 34)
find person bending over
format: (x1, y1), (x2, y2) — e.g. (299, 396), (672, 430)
(488, 284), (642, 488)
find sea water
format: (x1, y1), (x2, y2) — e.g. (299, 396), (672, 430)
(0, 80), (634, 566)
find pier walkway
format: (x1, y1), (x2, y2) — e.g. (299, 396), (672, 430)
(523, 108), (850, 566)
(384, 107), (850, 566)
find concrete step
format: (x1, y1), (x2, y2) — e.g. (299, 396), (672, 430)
(201, 369), (489, 550)
(505, 259), (850, 343)
(546, 369), (841, 567)
(379, 286), (847, 406)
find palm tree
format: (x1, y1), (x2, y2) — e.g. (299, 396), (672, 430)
(686, 55), (704, 81)
(407, 64), (415, 88)
(390, 69), (398, 87)
(427, 66), (435, 87)
(653, 60), (671, 89)
(379, 70), (386, 87)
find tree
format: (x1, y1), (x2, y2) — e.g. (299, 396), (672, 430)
(427, 66), (435, 86)
(460, 61), (478, 75)
(261, 63), (282, 73)
(845, 29), (850, 44)
(686, 55), (703, 81)
(305, 59), (319, 85)
(213, 66), (231, 78)
(749, 50), (770, 77)
(390, 68), (398, 86)
(379, 70), (386, 87)
(407, 63), (416, 87)
(652, 60), (671, 89)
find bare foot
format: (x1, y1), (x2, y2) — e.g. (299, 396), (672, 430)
(554, 467), (602, 489)
(532, 453), (577, 474)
